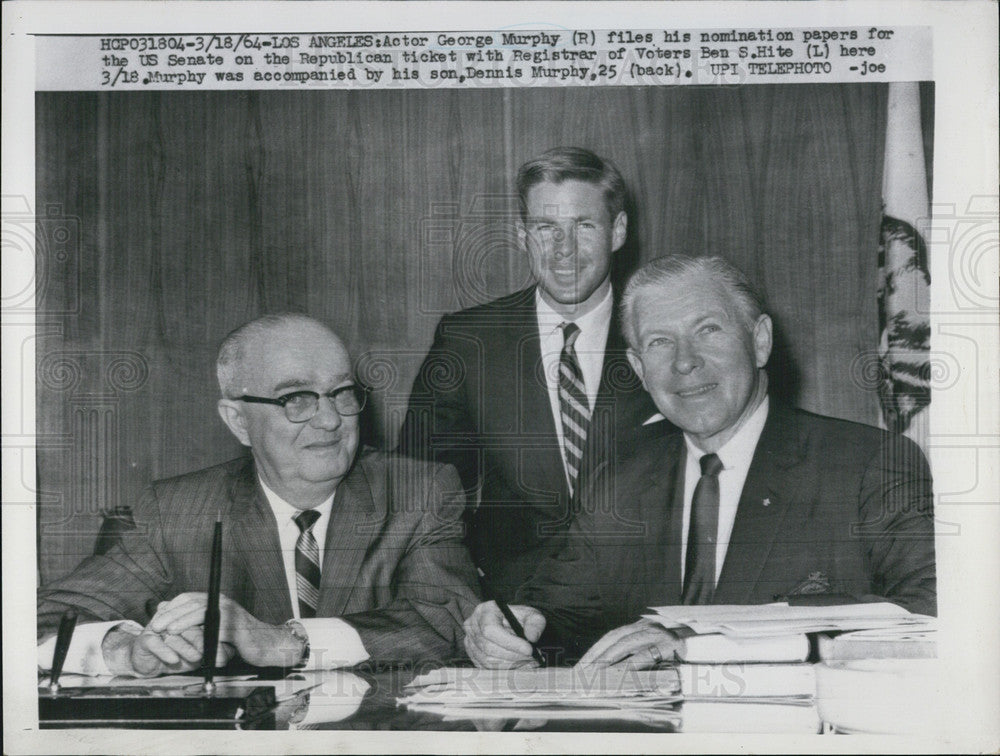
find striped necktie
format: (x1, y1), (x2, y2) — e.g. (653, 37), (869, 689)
(293, 509), (321, 618)
(558, 322), (591, 495)
(681, 453), (724, 605)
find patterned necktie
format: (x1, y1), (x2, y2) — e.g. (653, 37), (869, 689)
(558, 322), (591, 495)
(681, 453), (724, 605)
(293, 509), (321, 619)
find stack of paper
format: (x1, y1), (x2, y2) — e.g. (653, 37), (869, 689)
(680, 632), (810, 663)
(398, 664), (818, 729)
(645, 602), (931, 637)
(643, 602), (932, 664)
(670, 699), (821, 733)
(398, 605), (926, 730)
(676, 663), (815, 699)
(817, 620), (937, 661)
(400, 666), (682, 723)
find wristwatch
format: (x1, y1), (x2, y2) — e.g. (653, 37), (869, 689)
(284, 619), (310, 669)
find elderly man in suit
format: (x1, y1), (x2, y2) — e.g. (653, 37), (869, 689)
(38, 314), (479, 676)
(463, 254), (936, 668)
(398, 147), (664, 599)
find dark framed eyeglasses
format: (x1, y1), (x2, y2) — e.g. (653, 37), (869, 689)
(236, 384), (368, 423)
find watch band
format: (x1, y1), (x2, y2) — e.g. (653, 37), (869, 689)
(284, 619), (310, 669)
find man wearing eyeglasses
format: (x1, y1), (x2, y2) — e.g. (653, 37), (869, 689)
(37, 314), (479, 676)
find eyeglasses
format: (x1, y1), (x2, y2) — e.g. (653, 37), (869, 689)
(235, 385), (368, 423)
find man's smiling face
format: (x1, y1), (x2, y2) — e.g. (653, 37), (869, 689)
(626, 269), (772, 452)
(519, 179), (626, 317)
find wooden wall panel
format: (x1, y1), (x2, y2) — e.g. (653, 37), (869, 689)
(36, 85), (894, 580)
(36, 92), (104, 581)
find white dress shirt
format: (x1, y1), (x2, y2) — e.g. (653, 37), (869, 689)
(258, 479), (369, 669)
(680, 397), (770, 584)
(536, 286), (613, 487)
(38, 480), (369, 676)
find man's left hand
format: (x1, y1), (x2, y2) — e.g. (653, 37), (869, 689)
(576, 619), (686, 669)
(151, 592), (305, 668)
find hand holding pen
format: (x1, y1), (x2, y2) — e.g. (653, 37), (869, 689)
(463, 569), (546, 668)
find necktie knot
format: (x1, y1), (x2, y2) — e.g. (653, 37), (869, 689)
(700, 453), (723, 477)
(560, 321), (581, 350)
(294, 508), (320, 534)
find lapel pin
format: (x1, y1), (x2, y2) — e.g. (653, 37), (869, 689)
(762, 498), (770, 507)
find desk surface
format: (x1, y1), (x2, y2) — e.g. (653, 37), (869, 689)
(315, 668), (822, 733)
(44, 660), (949, 735)
(41, 667), (820, 733)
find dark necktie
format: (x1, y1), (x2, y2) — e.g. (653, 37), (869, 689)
(681, 452), (724, 605)
(293, 509), (321, 618)
(557, 322), (591, 495)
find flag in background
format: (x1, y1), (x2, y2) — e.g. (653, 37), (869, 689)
(877, 82), (931, 450)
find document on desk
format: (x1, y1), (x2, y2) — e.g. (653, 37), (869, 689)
(817, 621), (938, 661)
(399, 663), (817, 723)
(675, 699), (821, 734)
(409, 698), (818, 731)
(401, 667), (681, 724)
(679, 632), (811, 663)
(404, 667), (677, 704)
(644, 602), (934, 637)
(406, 666), (679, 699)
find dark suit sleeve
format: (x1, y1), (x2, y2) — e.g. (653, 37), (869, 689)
(396, 317), (479, 498)
(343, 463), (481, 665)
(514, 463), (640, 662)
(37, 486), (173, 639)
(856, 434), (937, 616)
(514, 526), (604, 661)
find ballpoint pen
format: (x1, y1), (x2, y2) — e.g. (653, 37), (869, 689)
(477, 567), (545, 665)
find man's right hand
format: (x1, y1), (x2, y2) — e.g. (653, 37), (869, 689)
(101, 601), (233, 677)
(462, 600), (545, 669)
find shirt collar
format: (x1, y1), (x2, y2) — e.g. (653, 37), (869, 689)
(534, 284), (614, 336)
(683, 396), (770, 470)
(258, 477), (336, 525)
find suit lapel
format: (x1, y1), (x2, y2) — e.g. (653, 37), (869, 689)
(228, 461), (293, 623)
(315, 461), (378, 617)
(635, 433), (686, 606)
(587, 305), (665, 475)
(595, 306), (642, 403)
(514, 301), (569, 501)
(714, 406), (809, 604)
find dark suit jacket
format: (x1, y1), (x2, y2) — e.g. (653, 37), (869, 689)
(397, 286), (666, 597)
(37, 451), (480, 666)
(517, 405), (937, 659)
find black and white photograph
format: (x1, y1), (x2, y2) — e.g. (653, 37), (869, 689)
(3, 2), (998, 753)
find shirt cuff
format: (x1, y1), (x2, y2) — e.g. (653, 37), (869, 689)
(296, 618), (369, 669)
(37, 620), (143, 677)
